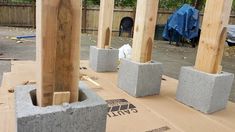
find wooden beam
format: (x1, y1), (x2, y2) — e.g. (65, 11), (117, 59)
(97, 0), (114, 49)
(131, 0), (159, 63)
(195, 0), (232, 74)
(36, 0), (82, 107)
(53, 91), (71, 105)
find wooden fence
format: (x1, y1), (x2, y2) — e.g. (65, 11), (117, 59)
(0, 0), (36, 27)
(83, 7), (135, 36)
(83, 7), (235, 36)
(1, 2), (235, 36)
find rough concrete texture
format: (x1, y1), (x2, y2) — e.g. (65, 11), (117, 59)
(118, 58), (163, 97)
(89, 46), (119, 72)
(176, 67), (234, 114)
(15, 81), (108, 132)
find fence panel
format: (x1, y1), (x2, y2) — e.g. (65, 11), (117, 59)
(84, 7), (135, 36)
(1, 3), (235, 36)
(0, 0), (35, 27)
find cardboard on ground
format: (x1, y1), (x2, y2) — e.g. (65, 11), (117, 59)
(0, 60), (235, 132)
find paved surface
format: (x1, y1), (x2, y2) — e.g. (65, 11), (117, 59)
(0, 27), (235, 102)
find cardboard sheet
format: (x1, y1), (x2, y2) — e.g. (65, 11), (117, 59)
(0, 60), (235, 132)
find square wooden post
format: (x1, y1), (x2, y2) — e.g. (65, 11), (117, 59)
(97, 0), (114, 49)
(176, 0), (234, 114)
(131, 0), (159, 63)
(36, 0), (82, 107)
(195, 0), (233, 74)
(117, 0), (163, 98)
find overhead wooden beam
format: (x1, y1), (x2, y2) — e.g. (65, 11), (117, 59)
(36, 0), (82, 107)
(131, 0), (159, 63)
(97, 0), (114, 49)
(195, 0), (232, 74)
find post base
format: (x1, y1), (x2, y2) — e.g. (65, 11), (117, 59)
(89, 46), (119, 72)
(176, 66), (234, 114)
(118, 58), (163, 97)
(15, 82), (108, 132)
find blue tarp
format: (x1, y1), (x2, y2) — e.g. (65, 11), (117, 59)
(163, 4), (200, 42)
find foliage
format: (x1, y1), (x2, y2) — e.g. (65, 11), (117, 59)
(11, 0), (33, 3)
(85, 0), (136, 7)
(115, 0), (136, 7)
(8, 0), (235, 12)
(233, 0), (235, 11)
(85, 0), (203, 9)
(159, 0), (193, 9)
(85, 0), (100, 6)
(85, 0), (235, 12)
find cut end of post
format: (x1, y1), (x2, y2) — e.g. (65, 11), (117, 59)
(53, 91), (71, 105)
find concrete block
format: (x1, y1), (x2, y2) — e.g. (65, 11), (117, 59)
(89, 46), (119, 72)
(118, 58), (163, 97)
(176, 66), (234, 114)
(15, 82), (108, 132)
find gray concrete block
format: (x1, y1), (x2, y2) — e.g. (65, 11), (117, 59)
(118, 58), (163, 97)
(176, 66), (234, 114)
(89, 46), (119, 72)
(15, 81), (108, 132)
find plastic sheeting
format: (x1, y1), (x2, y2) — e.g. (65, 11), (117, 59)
(227, 25), (235, 43)
(163, 4), (200, 42)
(119, 44), (132, 60)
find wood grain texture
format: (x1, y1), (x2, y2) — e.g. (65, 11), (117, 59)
(53, 91), (71, 105)
(97, 0), (114, 48)
(195, 0), (233, 74)
(131, 0), (159, 63)
(215, 27), (227, 73)
(36, 0), (82, 107)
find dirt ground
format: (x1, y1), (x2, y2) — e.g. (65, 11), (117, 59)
(0, 26), (235, 102)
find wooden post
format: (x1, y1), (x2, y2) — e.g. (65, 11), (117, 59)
(131, 0), (159, 63)
(97, 0), (114, 49)
(195, 0), (232, 74)
(36, 0), (82, 107)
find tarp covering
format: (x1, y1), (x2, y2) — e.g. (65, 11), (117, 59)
(163, 4), (200, 42)
(227, 25), (235, 43)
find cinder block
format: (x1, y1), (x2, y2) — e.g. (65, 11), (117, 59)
(15, 82), (108, 132)
(118, 58), (163, 97)
(89, 46), (119, 72)
(176, 66), (234, 114)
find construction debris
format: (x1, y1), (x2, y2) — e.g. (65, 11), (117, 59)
(224, 46), (235, 56)
(0, 58), (20, 61)
(82, 76), (100, 87)
(16, 40), (23, 44)
(8, 89), (14, 93)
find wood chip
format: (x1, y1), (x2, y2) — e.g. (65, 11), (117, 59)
(8, 89), (15, 93)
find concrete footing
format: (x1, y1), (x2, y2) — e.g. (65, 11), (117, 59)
(15, 82), (108, 132)
(118, 58), (163, 97)
(176, 66), (234, 114)
(89, 46), (119, 72)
